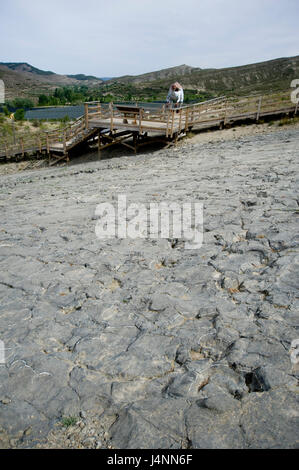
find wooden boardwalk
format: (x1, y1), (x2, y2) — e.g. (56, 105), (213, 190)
(0, 91), (297, 164)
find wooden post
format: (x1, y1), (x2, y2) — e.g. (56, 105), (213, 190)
(63, 131), (67, 156)
(20, 137), (24, 157)
(256, 96), (262, 121)
(109, 102), (114, 132)
(84, 103), (89, 129)
(98, 131), (101, 159)
(191, 107), (194, 126)
(138, 108), (143, 134)
(223, 98), (228, 125)
(133, 132), (137, 154)
(46, 132), (49, 155)
(185, 108), (189, 131)
(47, 134), (53, 165)
(166, 109), (171, 138)
(35, 136), (39, 156)
(178, 108), (182, 132)
(5, 142), (9, 160)
(170, 110), (175, 138)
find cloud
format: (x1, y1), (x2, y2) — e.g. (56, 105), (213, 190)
(1, 0), (298, 76)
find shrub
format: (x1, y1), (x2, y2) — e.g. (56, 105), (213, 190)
(61, 115), (70, 123)
(38, 94), (49, 106)
(12, 98), (34, 109)
(14, 108), (25, 121)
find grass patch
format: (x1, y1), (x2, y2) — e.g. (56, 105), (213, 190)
(278, 116), (299, 126)
(0, 114), (63, 143)
(60, 416), (78, 428)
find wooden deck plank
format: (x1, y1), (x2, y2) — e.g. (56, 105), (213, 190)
(89, 117), (179, 133)
(1, 95), (296, 161)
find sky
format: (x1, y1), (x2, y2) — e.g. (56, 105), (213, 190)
(1, 0), (298, 77)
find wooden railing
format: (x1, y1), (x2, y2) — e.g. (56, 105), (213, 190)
(0, 114), (88, 159)
(0, 132), (48, 158)
(84, 96), (228, 137)
(0, 90), (297, 160)
(179, 91), (296, 128)
(84, 91), (296, 138)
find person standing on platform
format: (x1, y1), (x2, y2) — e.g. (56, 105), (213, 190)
(166, 82), (184, 108)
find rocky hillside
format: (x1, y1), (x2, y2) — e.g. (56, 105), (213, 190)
(107, 55), (299, 95)
(111, 64), (198, 84)
(0, 63), (103, 101)
(1, 55), (298, 103)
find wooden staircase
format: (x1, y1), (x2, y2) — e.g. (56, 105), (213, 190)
(0, 114), (98, 165)
(0, 90), (297, 165)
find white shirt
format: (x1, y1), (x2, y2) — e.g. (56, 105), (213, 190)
(166, 87), (184, 104)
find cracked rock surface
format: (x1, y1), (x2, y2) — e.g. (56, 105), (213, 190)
(0, 126), (298, 448)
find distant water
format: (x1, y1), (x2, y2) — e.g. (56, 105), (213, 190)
(25, 105), (85, 120)
(25, 102), (165, 120)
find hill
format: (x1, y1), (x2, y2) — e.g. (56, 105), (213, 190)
(0, 55), (298, 104)
(0, 62), (103, 102)
(110, 64), (198, 84)
(106, 56), (299, 96)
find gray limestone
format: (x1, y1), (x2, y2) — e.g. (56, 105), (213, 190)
(0, 127), (298, 448)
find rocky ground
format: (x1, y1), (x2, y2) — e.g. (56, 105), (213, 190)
(0, 122), (298, 448)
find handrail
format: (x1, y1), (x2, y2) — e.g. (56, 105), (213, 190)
(1, 90), (296, 160)
(179, 96), (226, 110)
(0, 113), (87, 157)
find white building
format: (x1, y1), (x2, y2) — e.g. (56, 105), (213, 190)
(0, 80), (5, 104)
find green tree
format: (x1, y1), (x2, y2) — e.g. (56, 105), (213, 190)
(13, 98), (34, 109)
(2, 105), (9, 116)
(38, 94), (49, 106)
(14, 108), (25, 121)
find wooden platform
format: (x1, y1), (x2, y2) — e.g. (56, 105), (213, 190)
(89, 117), (173, 133)
(0, 91), (297, 164)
